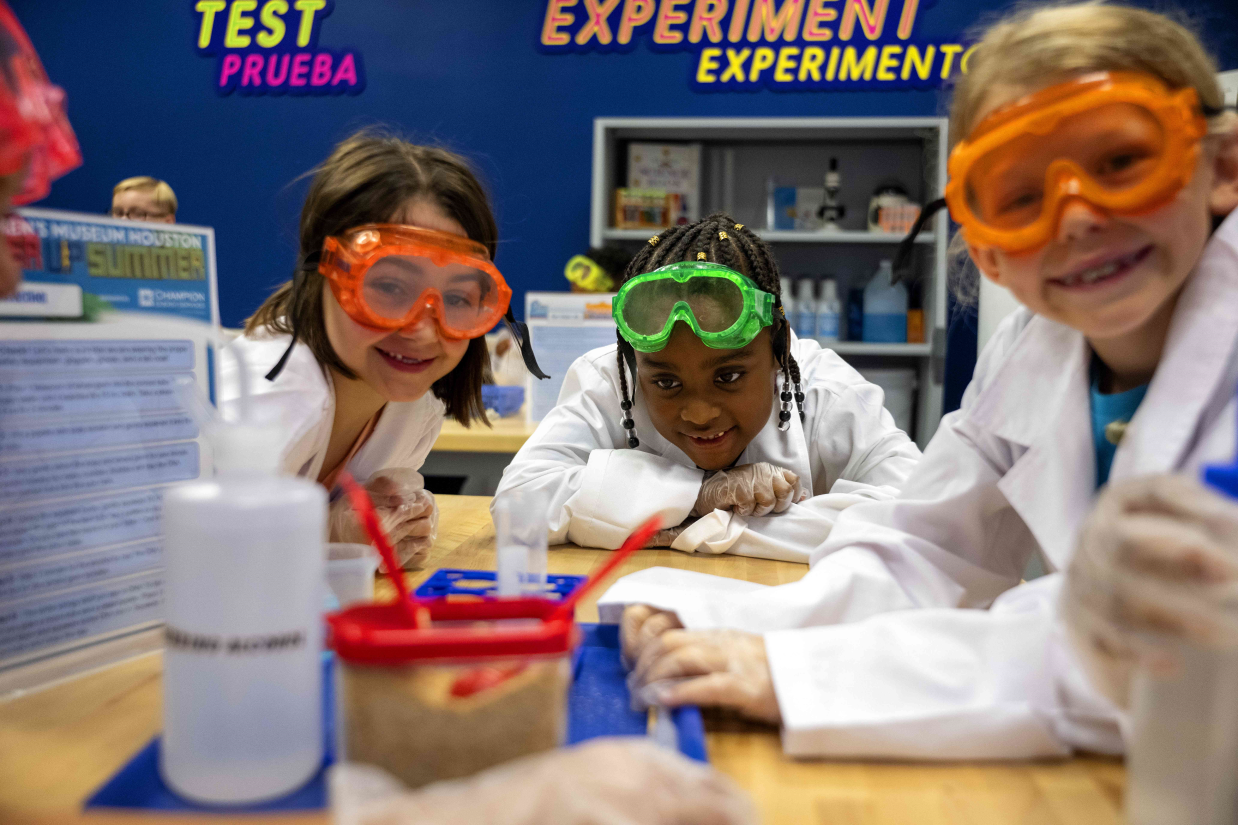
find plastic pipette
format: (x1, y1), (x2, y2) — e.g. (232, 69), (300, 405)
(339, 472), (426, 628)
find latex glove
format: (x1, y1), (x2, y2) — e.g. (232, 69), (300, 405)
(691, 462), (800, 518)
(329, 468), (438, 569)
(643, 522), (692, 549)
(628, 629), (781, 725)
(621, 604), (684, 669)
(1064, 474), (1238, 708)
(330, 737), (757, 825)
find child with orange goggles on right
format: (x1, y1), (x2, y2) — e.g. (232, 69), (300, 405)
(612, 2), (1238, 761)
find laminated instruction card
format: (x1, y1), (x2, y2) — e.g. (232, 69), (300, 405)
(525, 292), (617, 423)
(0, 209), (220, 694)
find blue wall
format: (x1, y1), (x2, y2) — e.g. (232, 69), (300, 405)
(13, 1), (1238, 328)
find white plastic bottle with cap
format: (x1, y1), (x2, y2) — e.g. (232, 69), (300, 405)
(794, 277), (816, 338)
(815, 278), (841, 342)
(160, 360), (326, 804)
(862, 260), (908, 343)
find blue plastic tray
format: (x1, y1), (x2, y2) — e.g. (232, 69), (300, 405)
(415, 568), (587, 601)
(84, 623), (705, 812)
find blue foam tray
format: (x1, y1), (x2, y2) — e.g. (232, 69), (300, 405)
(415, 568), (587, 601)
(84, 624), (706, 812)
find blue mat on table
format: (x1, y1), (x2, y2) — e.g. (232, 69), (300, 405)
(84, 623), (706, 812)
(415, 568), (586, 601)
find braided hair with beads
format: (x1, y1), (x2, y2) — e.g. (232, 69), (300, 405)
(615, 213), (804, 448)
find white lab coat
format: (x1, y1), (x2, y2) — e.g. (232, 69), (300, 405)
(599, 211), (1238, 760)
(495, 335), (921, 562)
(219, 332), (444, 483)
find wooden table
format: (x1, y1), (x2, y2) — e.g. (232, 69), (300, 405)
(431, 415), (538, 453)
(423, 416), (540, 495)
(0, 496), (1125, 824)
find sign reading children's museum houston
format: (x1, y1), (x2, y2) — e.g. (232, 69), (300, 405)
(538, 0), (975, 92)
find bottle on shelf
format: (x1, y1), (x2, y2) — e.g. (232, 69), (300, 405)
(815, 278), (840, 342)
(862, 259), (908, 344)
(794, 277), (816, 338)
(845, 287), (864, 341)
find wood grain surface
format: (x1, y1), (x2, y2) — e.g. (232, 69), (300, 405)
(0, 495), (1125, 824)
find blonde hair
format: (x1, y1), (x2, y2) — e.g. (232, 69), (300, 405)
(945, 2), (1232, 303)
(112, 176), (177, 215)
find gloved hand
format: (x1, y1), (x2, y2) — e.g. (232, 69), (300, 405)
(329, 468), (438, 569)
(330, 737), (758, 825)
(691, 462), (800, 518)
(643, 522), (692, 550)
(1064, 474), (1238, 708)
(627, 629), (781, 725)
(621, 604), (684, 668)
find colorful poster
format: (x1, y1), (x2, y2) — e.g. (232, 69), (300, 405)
(5, 208), (219, 326)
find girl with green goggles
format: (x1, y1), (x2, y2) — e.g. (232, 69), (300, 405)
(490, 214), (919, 562)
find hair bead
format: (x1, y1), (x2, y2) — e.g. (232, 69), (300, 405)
(733, 224), (743, 230)
(718, 231), (728, 240)
(696, 251), (707, 260)
(648, 236), (660, 246)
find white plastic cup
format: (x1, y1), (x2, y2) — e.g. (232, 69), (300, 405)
(326, 543), (379, 608)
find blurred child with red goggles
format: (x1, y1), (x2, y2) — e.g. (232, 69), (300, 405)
(0, 0), (82, 298)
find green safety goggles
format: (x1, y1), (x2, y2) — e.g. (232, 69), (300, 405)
(612, 261), (776, 353)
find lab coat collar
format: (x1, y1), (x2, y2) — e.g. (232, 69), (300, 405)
(1112, 210), (1238, 480)
(974, 210), (1238, 571)
(989, 323), (1093, 573)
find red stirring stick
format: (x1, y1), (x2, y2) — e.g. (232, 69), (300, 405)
(340, 473), (424, 628)
(551, 516), (662, 623)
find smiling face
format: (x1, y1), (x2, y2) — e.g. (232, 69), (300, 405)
(966, 81), (1238, 352)
(322, 198), (472, 403)
(635, 323), (777, 471)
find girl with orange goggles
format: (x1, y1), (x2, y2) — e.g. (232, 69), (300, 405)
(225, 133), (544, 571)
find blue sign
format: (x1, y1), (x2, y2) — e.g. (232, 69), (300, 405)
(9, 208), (219, 325)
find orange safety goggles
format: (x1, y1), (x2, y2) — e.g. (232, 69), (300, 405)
(944, 71), (1209, 254)
(319, 224), (512, 339)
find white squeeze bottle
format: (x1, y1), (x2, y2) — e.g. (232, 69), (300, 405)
(160, 363), (326, 804)
(862, 260), (908, 344)
(794, 277), (816, 338)
(815, 278), (841, 342)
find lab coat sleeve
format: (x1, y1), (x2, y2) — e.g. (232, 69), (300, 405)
(598, 408), (1028, 630)
(493, 355), (703, 550)
(661, 366), (924, 563)
(823, 383), (923, 499)
(764, 574), (1124, 759)
(597, 316), (1033, 629)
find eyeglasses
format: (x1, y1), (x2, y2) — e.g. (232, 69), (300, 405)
(109, 207), (173, 221)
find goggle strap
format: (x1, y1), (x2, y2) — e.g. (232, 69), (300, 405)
(505, 308), (551, 380)
(264, 327), (298, 382)
(894, 197), (947, 284)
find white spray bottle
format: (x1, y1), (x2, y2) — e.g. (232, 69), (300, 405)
(160, 346), (327, 804)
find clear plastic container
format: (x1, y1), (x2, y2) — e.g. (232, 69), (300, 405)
(326, 543), (379, 608)
(328, 599), (575, 789)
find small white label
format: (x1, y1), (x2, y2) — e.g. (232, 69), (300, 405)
(0, 281), (83, 318)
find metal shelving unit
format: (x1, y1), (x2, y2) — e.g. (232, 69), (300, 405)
(592, 117), (949, 446)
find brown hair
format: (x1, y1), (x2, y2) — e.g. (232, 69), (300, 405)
(945, 1), (1232, 304)
(113, 175), (177, 215)
(245, 129), (496, 426)
(950, 2), (1226, 147)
